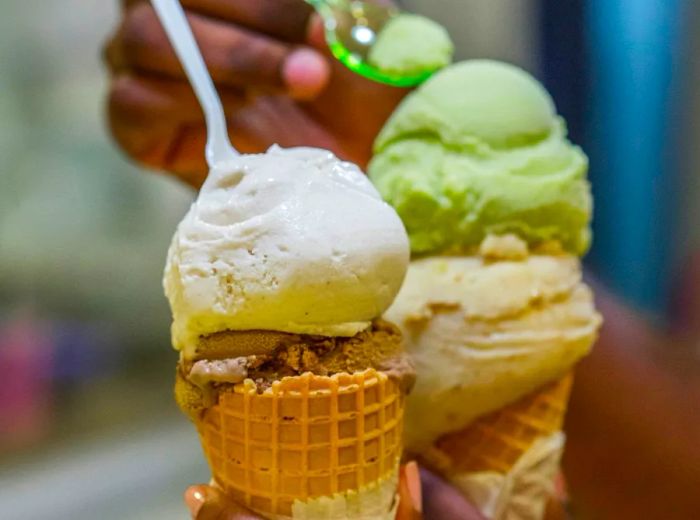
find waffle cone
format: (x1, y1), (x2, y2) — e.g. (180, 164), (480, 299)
(196, 368), (404, 519)
(433, 372), (573, 475)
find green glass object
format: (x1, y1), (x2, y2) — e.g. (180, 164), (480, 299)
(306, 0), (449, 87)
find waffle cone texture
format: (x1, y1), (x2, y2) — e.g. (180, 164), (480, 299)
(196, 368), (404, 519)
(431, 372), (573, 476)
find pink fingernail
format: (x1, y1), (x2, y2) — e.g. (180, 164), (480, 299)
(283, 48), (331, 100)
(184, 486), (207, 517)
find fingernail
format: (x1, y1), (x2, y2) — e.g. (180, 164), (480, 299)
(404, 462), (423, 513)
(283, 48), (330, 100)
(306, 14), (326, 49)
(184, 485), (208, 518)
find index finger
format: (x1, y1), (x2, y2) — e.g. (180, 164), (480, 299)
(124, 0), (314, 43)
(185, 485), (262, 520)
(420, 468), (488, 520)
(397, 462), (423, 520)
(183, 0), (314, 42)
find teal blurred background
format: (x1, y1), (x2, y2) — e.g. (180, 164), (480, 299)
(0, 0), (697, 519)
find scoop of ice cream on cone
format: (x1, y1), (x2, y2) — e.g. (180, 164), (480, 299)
(385, 235), (600, 451)
(165, 146), (410, 357)
(370, 59), (600, 519)
(174, 319), (415, 421)
(384, 234), (598, 520)
(164, 146), (413, 519)
(369, 60), (592, 257)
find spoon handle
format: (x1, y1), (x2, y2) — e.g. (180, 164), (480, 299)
(152, 0), (237, 167)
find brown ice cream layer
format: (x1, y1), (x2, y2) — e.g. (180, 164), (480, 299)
(190, 330), (296, 360)
(175, 320), (414, 420)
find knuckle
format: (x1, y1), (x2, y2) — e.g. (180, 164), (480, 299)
(258, 0), (314, 41)
(121, 3), (161, 58)
(101, 32), (120, 69)
(107, 82), (158, 164)
(107, 76), (149, 125)
(225, 35), (286, 85)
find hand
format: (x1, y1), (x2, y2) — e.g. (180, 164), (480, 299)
(104, 0), (407, 186)
(184, 463), (491, 520)
(565, 252), (700, 518)
(418, 468), (565, 520)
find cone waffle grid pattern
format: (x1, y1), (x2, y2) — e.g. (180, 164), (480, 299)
(436, 373), (573, 474)
(197, 368), (404, 517)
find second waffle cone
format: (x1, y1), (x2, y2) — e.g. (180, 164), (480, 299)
(196, 368), (404, 518)
(433, 372), (573, 475)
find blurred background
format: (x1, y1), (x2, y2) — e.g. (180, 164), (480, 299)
(0, 0), (696, 518)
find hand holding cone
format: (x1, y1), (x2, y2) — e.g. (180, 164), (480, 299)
(186, 462), (424, 520)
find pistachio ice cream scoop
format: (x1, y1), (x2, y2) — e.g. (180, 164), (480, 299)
(370, 60), (601, 520)
(370, 60), (592, 256)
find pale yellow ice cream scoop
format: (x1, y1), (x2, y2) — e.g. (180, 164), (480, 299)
(165, 146), (410, 358)
(385, 235), (601, 449)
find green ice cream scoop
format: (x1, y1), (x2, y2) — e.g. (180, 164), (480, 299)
(369, 60), (592, 256)
(367, 14), (454, 79)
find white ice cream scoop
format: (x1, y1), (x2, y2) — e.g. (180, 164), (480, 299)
(153, 1), (411, 357)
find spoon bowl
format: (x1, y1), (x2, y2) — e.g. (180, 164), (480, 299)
(310, 0), (440, 87)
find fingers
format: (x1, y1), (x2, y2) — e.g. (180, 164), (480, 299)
(187, 466), (490, 520)
(116, 4), (286, 89)
(180, 0), (314, 42)
(107, 73), (233, 184)
(123, 0), (314, 42)
(184, 485), (262, 520)
(184, 485), (207, 518)
(543, 496), (569, 520)
(107, 73), (347, 184)
(107, 4), (329, 98)
(419, 468), (488, 520)
(185, 464), (424, 520)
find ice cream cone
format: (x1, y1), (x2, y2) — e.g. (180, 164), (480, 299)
(433, 372), (573, 475)
(162, 145), (412, 518)
(416, 374), (572, 520)
(367, 59), (602, 520)
(196, 368), (404, 519)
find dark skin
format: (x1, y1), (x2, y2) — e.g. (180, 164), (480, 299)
(565, 264), (700, 519)
(105, 1), (700, 517)
(104, 0), (406, 186)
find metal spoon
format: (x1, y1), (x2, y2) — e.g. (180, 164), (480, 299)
(307, 0), (437, 87)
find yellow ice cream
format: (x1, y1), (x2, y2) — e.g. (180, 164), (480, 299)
(385, 234), (601, 449)
(371, 59), (601, 518)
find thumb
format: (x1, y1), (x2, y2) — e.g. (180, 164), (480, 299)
(184, 484), (262, 520)
(306, 13), (327, 52)
(396, 462), (423, 519)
